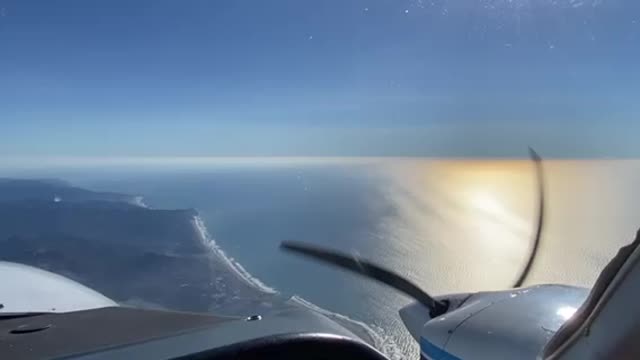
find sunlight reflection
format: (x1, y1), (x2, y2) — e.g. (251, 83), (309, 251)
(374, 158), (640, 294)
(557, 306), (577, 321)
(375, 159), (536, 292)
(469, 190), (505, 215)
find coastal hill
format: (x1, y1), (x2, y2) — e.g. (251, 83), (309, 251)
(0, 178), (137, 204)
(0, 179), (268, 313)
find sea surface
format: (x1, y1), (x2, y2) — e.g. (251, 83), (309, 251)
(9, 158), (640, 359)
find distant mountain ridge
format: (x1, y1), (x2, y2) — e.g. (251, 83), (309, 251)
(0, 178), (139, 204)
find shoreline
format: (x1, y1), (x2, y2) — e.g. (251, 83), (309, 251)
(190, 213), (406, 359)
(192, 215), (279, 294)
(289, 296), (404, 359)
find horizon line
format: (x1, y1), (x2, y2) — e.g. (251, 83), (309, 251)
(1, 155), (640, 167)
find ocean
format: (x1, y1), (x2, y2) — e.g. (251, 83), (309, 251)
(14, 158), (640, 359)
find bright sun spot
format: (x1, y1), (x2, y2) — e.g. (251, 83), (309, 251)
(469, 191), (504, 214)
(556, 306), (578, 320)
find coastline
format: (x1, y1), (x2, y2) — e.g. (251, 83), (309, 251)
(189, 213), (406, 359)
(192, 215), (278, 294)
(289, 296), (404, 360)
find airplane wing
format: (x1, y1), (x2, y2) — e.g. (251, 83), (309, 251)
(0, 261), (117, 314)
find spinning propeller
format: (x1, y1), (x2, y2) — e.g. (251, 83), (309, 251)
(281, 148), (545, 318)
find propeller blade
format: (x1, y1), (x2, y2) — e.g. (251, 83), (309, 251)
(280, 241), (449, 317)
(512, 147), (545, 288)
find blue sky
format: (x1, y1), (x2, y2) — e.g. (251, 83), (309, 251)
(1, 0), (639, 157)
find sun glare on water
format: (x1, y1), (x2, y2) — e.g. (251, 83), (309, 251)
(469, 190), (506, 215)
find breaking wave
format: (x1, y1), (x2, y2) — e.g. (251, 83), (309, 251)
(192, 215), (278, 294)
(290, 296), (406, 360)
(191, 214), (407, 359)
(131, 196), (149, 208)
